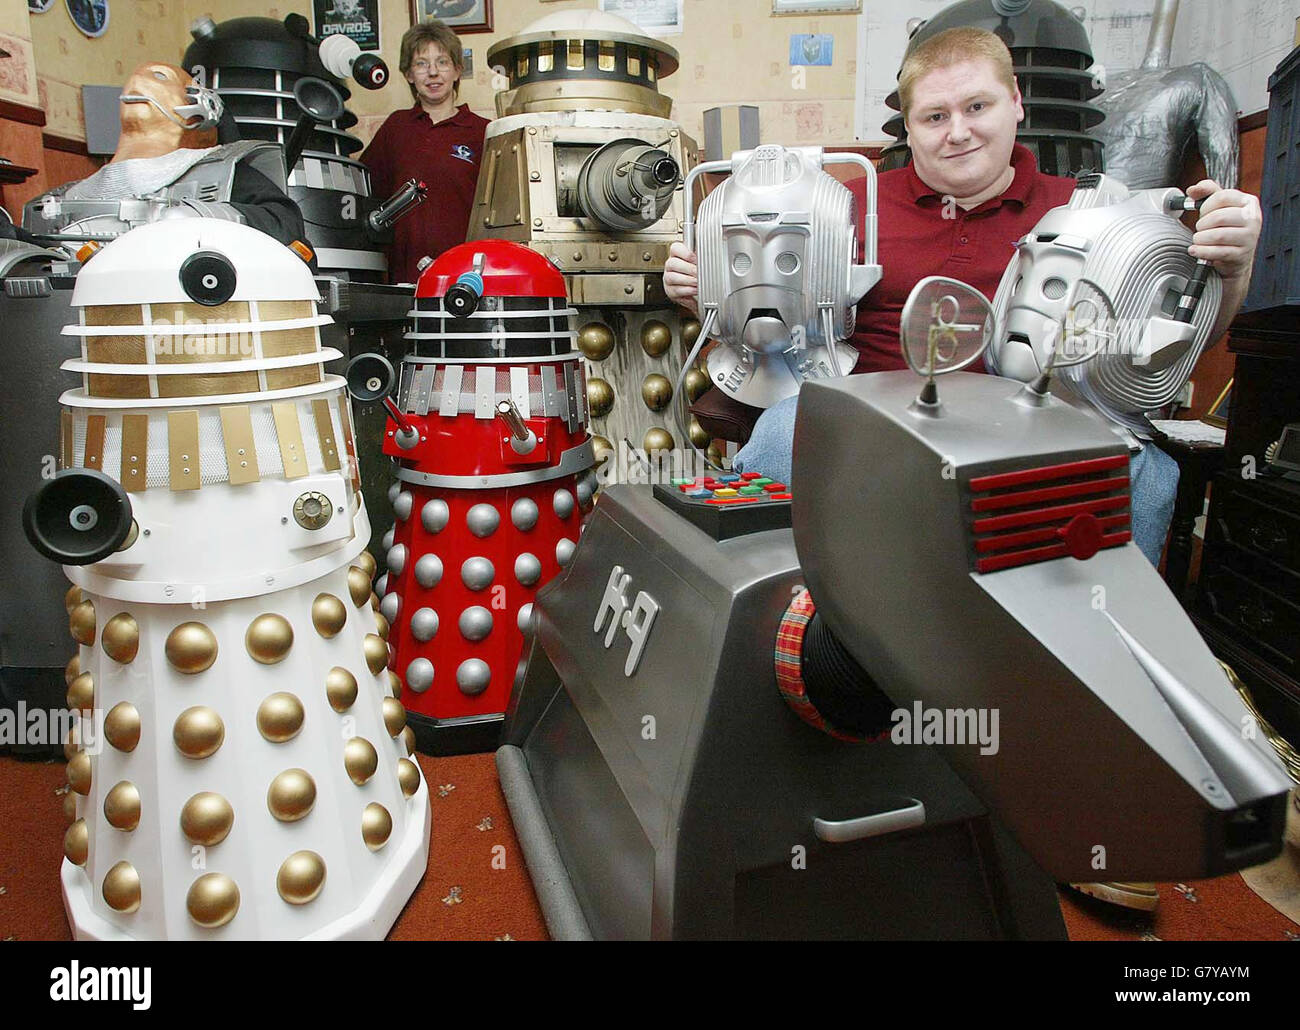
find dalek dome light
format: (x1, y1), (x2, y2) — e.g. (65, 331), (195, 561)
(69, 219), (322, 309)
(416, 240), (568, 301)
(186, 15), (343, 89)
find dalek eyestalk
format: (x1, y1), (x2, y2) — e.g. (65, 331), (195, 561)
(445, 271), (484, 318)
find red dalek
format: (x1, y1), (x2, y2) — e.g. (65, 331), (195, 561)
(348, 240), (596, 753)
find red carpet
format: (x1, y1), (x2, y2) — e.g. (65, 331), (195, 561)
(1, 753), (1295, 941)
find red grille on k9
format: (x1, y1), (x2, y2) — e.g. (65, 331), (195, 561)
(966, 453), (1132, 573)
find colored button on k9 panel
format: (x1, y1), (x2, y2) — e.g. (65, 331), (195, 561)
(739, 485), (764, 496)
(687, 489), (712, 499)
(713, 488), (739, 497)
(718, 474), (741, 483)
(740, 472), (761, 481)
(762, 483), (786, 493)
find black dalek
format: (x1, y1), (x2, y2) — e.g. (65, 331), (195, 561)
(184, 14), (391, 279)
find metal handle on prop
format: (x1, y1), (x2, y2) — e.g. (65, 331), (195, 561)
(821, 151), (879, 269)
(813, 798), (926, 843)
(681, 158), (734, 255)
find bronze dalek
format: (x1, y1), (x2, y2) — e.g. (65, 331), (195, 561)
(467, 9), (709, 469)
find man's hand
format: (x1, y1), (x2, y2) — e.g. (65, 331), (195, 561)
(1186, 179), (1261, 283)
(664, 240), (700, 317)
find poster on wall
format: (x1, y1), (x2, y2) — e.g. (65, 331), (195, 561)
(598, 0), (685, 37)
(0, 31), (41, 110)
(65, 0), (110, 39)
(409, 0), (493, 34)
(790, 33), (833, 66)
(315, 0), (381, 51)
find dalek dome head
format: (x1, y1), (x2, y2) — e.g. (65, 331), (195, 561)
(905, 0), (1094, 58)
(71, 219), (319, 310)
(408, 241), (575, 360)
(486, 8), (679, 118)
(185, 15), (341, 88)
(67, 220), (335, 402)
(416, 240), (567, 303)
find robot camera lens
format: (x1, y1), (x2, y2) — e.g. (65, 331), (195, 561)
(179, 251), (237, 306)
(70, 505), (99, 531)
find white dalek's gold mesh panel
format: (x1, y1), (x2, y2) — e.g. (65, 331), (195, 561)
(77, 300), (326, 400)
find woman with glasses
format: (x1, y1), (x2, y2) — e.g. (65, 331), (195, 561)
(362, 20), (489, 284)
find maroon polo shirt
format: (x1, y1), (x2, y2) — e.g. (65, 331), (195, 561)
(361, 102), (490, 284)
(849, 144), (1077, 374)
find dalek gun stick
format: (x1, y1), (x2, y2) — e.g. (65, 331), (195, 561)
(367, 179), (429, 238)
(21, 220), (429, 941)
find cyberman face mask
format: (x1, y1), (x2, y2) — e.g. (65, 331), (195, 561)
(988, 173), (1222, 437)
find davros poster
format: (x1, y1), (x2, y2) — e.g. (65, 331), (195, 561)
(315, 0), (381, 51)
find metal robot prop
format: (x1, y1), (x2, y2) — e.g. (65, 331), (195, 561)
(987, 172), (1222, 441)
(360, 240), (596, 754)
(466, 8), (703, 467)
(184, 14), (396, 279)
(683, 145), (882, 422)
(23, 220), (430, 940)
(495, 276), (1289, 939)
(23, 63), (293, 245)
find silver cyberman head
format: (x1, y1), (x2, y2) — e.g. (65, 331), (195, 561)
(988, 174), (1222, 436)
(684, 145), (882, 409)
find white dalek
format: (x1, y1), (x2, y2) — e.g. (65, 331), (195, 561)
(682, 145), (882, 422)
(22, 219), (430, 940)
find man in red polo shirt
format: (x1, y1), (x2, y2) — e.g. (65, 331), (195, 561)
(362, 20), (489, 284)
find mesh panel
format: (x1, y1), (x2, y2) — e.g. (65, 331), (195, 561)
(420, 365), (548, 415)
(250, 405), (286, 477)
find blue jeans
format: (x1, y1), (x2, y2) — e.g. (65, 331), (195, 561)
(734, 394), (1179, 566)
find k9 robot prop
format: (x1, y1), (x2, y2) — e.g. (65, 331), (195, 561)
(496, 276), (1291, 940)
